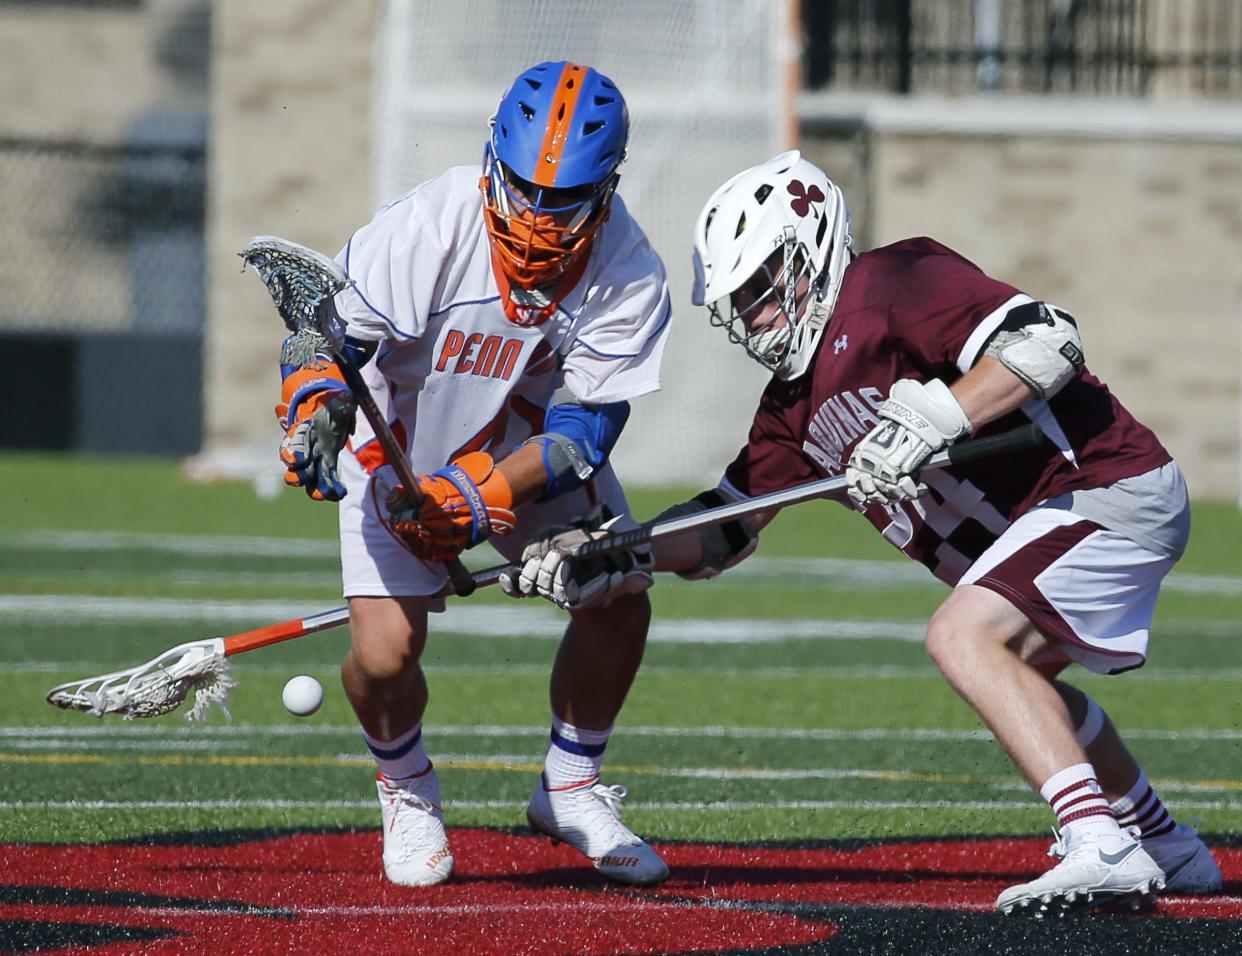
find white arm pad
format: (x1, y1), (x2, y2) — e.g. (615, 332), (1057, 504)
(983, 302), (1085, 400)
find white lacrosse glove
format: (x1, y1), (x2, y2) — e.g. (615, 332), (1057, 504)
(499, 514), (654, 611)
(846, 379), (972, 506)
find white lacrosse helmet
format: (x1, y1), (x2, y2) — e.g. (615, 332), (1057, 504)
(692, 150), (852, 380)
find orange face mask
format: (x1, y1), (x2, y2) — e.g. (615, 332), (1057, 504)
(480, 163), (614, 298)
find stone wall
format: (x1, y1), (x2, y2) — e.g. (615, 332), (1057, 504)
(203, 0), (380, 458)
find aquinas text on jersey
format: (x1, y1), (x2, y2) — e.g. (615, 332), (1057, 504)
(801, 387), (885, 474)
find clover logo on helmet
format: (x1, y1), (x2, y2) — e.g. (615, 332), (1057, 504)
(787, 180), (826, 218)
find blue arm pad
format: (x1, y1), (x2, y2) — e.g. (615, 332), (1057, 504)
(526, 400), (631, 501)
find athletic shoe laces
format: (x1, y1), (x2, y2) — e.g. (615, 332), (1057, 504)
(1047, 826), (1068, 860)
(1047, 823), (1142, 862)
(580, 783), (640, 847)
(381, 778), (443, 860)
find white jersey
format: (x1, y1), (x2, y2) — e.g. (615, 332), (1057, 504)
(332, 165), (672, 475)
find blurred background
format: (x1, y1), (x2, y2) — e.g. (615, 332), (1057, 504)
(1, 0), (1239, 499)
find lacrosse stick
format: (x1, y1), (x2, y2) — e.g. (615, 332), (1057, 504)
(239, 235), (477, 598)
(565, 422), (1047, 561)
(44, 566), (508, 721)
(46, 425), (1041, 721)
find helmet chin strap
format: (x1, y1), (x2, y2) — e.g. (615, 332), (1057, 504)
(775, 265), (843, 380)
(488, 238), (594, 327)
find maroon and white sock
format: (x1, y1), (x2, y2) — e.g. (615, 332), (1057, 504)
(1040, 763), (1119, 836)
(1111, 769), (1177, 841)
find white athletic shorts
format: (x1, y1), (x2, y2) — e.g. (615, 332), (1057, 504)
(337, 449), (631, 609)
(958, 506), (1180, 675)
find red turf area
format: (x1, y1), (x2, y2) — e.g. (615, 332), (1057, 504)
(1, 830), (1238, 954)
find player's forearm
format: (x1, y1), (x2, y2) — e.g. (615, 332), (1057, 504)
(648, 501), (774, 577)
(494, 443), (556, 508)
(650, 532), (706, 575)
(951, 357), (1036, 429)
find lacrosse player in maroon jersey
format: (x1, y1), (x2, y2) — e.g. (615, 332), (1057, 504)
(505, 151), (1223, 916)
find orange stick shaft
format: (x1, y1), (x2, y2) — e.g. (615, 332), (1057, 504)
(223, 607), (350, 656)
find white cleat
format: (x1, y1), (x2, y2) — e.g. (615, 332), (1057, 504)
(527, 775), (669, 886)
(997, 824), (1165, 918)
(376, 768), (454, 887)
(1142, 822), (1223, 895)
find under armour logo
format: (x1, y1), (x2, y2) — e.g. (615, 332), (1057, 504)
(833, 335), (849, 354)
(787, 180), (825, 218)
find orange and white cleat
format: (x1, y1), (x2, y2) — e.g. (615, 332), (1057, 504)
(377, 768), (453, 887)
(527, 775), (669, 885)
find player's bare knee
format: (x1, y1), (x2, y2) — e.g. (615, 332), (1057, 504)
(345, 626), (425, 683)
(924, 615), (969, 676)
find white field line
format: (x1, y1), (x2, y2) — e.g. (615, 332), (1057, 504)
(0, 595), (928, 643)
(112, 898), (1242, 916)
(4, 531), (341, 559)
(5, 593), (1242, 642)
(5, 744), (1239, 794)
(7, 530), (1242, 595)
(4, 797), (1242, 813)
(8, 569), (345, 590)
(6, 592), (1241, 643)
(17, 659), (1242, 681)
(7, 723), (1242, 742)
(2, 738), (240, 752)
(128, 902), (710, 918)
(16, 887), (1242, 913)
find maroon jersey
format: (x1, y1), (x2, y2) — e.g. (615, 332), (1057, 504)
(723, 238), (1172, 585)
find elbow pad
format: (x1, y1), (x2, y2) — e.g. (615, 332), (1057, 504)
(522, 400), (630, 500)
(653, 489), (758, 580)
(983, 301), (1085, 399)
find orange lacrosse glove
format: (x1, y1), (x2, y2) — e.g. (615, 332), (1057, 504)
(387, 451), (517, 561)
(275, 356), (358, 501)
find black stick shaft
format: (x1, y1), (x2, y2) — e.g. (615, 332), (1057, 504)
(570, 423), (1046, 560)
(336, 356), (478, 597)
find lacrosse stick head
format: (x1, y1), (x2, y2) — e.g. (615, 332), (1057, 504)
(46, 639), (236, 722)
(240, 235), (353, 365)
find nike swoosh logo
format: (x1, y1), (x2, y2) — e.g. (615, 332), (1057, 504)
(1099, 843), (1140, 865)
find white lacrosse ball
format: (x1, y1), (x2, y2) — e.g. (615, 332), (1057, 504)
(282, 675), (324, 717)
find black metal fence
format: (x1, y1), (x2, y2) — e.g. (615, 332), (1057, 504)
(803, 0), (1242, 97)
(0, 135), (207, 453)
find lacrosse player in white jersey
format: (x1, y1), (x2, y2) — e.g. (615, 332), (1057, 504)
(273, 61), (671, 887)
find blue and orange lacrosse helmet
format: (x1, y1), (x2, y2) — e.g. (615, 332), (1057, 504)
(482, 61), (629, 296)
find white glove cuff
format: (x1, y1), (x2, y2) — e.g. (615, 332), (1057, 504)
(879, 379), (972, 449)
